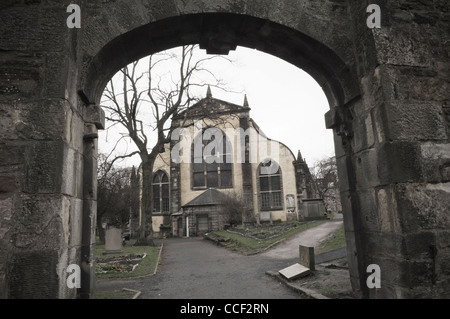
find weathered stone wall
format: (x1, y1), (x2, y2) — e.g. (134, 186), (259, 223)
(0, 1), (105, 298)
(339, 0), (450, 298)
(0, 1), (85, 299)
(0, 0), (448, 299)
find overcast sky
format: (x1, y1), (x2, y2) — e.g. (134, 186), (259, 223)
(98, 46), (335, 168)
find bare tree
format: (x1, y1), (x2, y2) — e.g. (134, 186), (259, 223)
(310, 156), (341, 213)
(97, 153), (134, 244)
(101, 45), (231, 245)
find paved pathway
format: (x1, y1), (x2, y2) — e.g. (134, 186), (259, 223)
(260, 220), (344, 260)
(95, 220), (344, 299)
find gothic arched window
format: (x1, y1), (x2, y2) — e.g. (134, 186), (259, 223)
(152, 170), (170, 213)
(258, 159), (283, 210)
(192, 127), (233, 189)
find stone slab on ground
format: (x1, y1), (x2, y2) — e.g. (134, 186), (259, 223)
(279, 263), (311, 280)
(268, 257), (354, 299)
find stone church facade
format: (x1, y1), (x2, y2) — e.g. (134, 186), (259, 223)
(141, 88), (320, 238)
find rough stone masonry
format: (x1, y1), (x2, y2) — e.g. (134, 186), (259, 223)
(0, 0), (449, 299)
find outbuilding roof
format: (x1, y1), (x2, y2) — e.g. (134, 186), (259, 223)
(182, 188), (230, 207)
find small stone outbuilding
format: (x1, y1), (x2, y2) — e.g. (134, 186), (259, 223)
(177, 188), (231, 237)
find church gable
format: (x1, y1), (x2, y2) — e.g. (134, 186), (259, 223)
(173, 86), (250, 121)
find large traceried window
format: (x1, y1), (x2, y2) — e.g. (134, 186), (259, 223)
(152, 170), (170, 213)
(258, 159), (283, 210)
(192, 128), (233, 189)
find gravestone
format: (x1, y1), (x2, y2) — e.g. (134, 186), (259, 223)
(279, 263), (310, 280)
(257, 211), (272, 225)
(299, 245), (315, 271)
(104, 227), (123, 254)
(286, 194), (297, 221)
(301, 199), (326, 220)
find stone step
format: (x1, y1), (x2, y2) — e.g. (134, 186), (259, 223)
(278, 263), (311, 280)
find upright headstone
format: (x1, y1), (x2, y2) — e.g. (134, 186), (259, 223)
(301, 199), (326, 220)
(299, 245), (315, 271)
(104, 227), (123, 254)
(257, 211), (272, 225)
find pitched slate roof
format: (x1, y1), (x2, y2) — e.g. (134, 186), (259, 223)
(182, 188), (230, 207)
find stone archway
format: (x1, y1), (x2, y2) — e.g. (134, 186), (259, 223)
(0, 1), (449, 299)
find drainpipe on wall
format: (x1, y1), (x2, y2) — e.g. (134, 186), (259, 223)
(186, 216), (189, 238)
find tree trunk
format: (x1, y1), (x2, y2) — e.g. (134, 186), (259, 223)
(134, 159), (155, 246)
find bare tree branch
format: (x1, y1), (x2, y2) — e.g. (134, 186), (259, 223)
(101, 44), (233, 244)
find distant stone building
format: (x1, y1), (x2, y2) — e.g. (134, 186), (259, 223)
(138, 88), (322, 238)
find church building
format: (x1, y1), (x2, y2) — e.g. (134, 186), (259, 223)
(141, 87), (321, 238)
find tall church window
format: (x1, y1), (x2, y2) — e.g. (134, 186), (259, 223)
(192, 128), (233, 189)
(258, 159), (283, 210)
(153, 170), (170, 213)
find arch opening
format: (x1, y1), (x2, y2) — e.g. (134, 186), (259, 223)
(83, 12), (360, 110)
(86, 11), (362, 299)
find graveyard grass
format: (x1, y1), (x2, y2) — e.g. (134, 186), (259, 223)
(316, 224), (346, 254)
(95, 238), (162, 280)
(208, 220), (328, 255)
